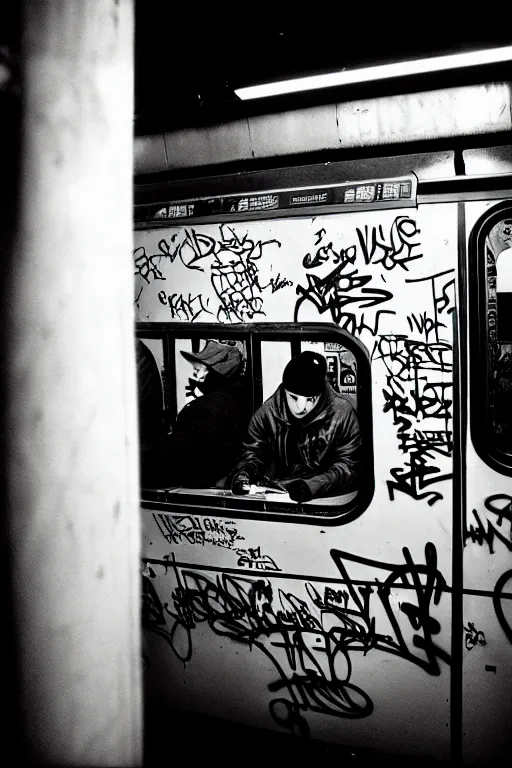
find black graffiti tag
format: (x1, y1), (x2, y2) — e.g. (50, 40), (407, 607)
(210, 225), (281, 322)
(464, 494), (512, 554)
(157, 291), (213, 322)
(338, 309), (396, 339)
(153, 513), (243, 550)
(493, 569), (512, 645)
(303, 241), (357, 270)
(294, 262), (393, 323)
(464, 622), (487, 650)
(134, 225), (284, 317)
(374, 270), (455, 505)
(357, 216), (422, 271)
(142, 543), (449, 735)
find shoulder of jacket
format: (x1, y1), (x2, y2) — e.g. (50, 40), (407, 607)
(193, 391), (229, 413)
(328, 390), (357, 418)
(331, 391), (353, 407)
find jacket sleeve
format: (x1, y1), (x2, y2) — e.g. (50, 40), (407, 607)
(303, 403), (362, 499)
(230, 405), (271, 482)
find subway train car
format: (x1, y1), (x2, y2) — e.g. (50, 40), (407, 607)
(134, 151), (512, 764)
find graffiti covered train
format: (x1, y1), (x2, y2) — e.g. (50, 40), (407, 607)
(135, 183), (512, 764)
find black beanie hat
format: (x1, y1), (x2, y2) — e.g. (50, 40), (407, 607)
(282, 351), (327, 397)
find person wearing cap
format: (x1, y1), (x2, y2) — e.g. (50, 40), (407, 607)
(230, 351), (361, 502)
(160, 340), (251, 488)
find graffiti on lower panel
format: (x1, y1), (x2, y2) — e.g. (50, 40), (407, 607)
(153, 513), (281, 570)
(493, 569), (512, 644)
(465, 496), (512, 647)
(236, 547), (281, 571)
(154, 513), (245, 550)
(464, 622), (487, 650)
(464, 494), (512, 554)
(142, 543), (449, 734)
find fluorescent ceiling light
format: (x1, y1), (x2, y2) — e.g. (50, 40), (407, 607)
(235, 46), (512, 100)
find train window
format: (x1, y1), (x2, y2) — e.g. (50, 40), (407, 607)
(261, 341), (291, 402)
(303, 339), (358, 411)
(470, 201), (512, 473)
(136, 323), (373, 524)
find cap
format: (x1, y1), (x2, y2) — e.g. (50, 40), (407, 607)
(181, 340), (242, 378)
(282, 351), (327, 397)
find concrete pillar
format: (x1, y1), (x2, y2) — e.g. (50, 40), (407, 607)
(6, 1), (141, 764)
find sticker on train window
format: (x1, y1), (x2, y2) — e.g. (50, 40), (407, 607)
(135, 323), (373, 525)
(470, 201), (512, 474)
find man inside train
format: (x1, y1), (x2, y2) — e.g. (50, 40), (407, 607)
(230, 351), (361, 503)
(161, 340), (252, 488)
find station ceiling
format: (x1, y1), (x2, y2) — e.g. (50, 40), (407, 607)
(134, 10), (512, 136)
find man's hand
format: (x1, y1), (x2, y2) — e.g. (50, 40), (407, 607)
(286, 479), (312, 503)
(231, 471), (251, 495)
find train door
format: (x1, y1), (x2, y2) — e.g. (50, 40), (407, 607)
(134, 177), (502, 762)
(462, 201), (512, 764)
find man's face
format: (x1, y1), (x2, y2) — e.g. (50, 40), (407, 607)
(191, 362), (208, 382)
(285, 390), (320, 419)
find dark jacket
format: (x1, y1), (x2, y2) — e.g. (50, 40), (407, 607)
(233, 384), (361, 499)
(165, 371), (251, 488)
(136, 339), (166, 487)
(136, 339), (165, 444)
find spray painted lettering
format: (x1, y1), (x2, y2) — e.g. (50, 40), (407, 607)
(493, 569), (512, 644)
(142, 543), (449, 734)
(464, 494), (512, 554)
(236, 547), (281, 571)
(294, 263), (393, 324)
(153, 513), (244, 550)
(134, 244), (167, 285)
(134, 226), (285, 318)
(356, 216), (422, 271)
(211, 225), (281, 322)
(374, 270), (455, 505)
(157, 291), (213, 322)
(464, 622), (487, 650)
(295, 215), (422, 332)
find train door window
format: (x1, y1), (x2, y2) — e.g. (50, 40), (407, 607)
(136, 322), (373, 524)
(261, 340), (293, 401)
(302, 340), (358, 410)
(470, 202), (512, 473)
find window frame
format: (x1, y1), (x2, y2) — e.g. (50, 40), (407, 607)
(137, 321), (374, 525)
(469, 200), (512, 476)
